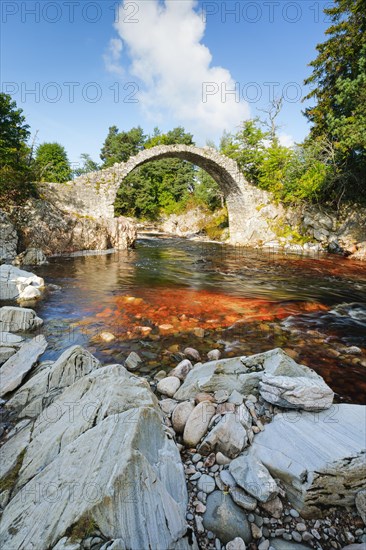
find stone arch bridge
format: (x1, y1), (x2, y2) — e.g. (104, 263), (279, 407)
(40, 145), (279, 244)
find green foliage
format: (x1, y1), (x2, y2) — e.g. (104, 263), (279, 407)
(68, 514), (98, 542)
(114, 127), (197, 219)
(100, 126), (145, 166)
(304, 0), (366, 198)
(35, 142), (72, 183)
(198, 208), (229, 240)
(194, 169), (223, 211)
(73, 153), (100, 177)
(0, 93), (36, 203)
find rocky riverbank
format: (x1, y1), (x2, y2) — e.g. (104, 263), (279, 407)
(0, 266), (365, 550)
(150, 203), (366, 260)
(0, 201), (136, 265)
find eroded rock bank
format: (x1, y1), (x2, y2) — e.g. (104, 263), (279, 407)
(0, 200), (136, 263)
(153, 203), (366, 261)
(0, 300), (365, 549)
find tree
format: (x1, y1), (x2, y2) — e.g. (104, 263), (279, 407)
(35, 142), (72, 182)
(115, 127), (197, 219)
(100, 126), (146, 167)
(73, 153), (100, 177)
(0, 93), (36, 202)
(304, 0), (366, 198)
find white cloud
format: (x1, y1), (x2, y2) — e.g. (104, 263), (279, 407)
(278, 132), (295, 148)
(112, 0), (249, 143)
(103, 38), (124, 76)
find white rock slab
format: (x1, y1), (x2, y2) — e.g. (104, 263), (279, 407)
(247, 404), (366, 517)
(0, 336), (47, 396)
(6, 345), (100, 417)
(0, 306), (43, 332)
(0, 264), (44, 300)
(259, 373), (334, 411)
(0, 408), (190, 550)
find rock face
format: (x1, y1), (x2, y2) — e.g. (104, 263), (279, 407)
(0, 410), (189, 550)
(247, 404), (366, 517)
(10, 198), (136, 255)
(13, 247), (47, 266)
(259, 373), (334, 411)
(0, 306), (43, 332)
(203, 490), (252, 544)
(6, 345), (100, 417)
(0, 265), (45, 301)
(0, 211), (18, 263)
(0, 335), (47, 396)
(174, 348), (316, 401)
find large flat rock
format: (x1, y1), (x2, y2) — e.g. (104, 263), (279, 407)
(0, 407), (190, 550)
(0, 336), (47, 396)
(15, 364), (159, 489)
(247, 404), (366, 517)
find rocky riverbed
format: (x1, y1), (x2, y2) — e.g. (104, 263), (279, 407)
(0, 265), (365, 550)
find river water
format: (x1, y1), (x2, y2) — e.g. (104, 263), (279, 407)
(32, 236), (366, 404)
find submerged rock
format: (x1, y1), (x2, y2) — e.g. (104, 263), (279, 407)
(247, 404), (366, 517)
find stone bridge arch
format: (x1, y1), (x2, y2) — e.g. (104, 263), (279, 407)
(40, 145), (277, 244)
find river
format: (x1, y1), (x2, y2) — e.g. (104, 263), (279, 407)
(32, 236), (366, 404)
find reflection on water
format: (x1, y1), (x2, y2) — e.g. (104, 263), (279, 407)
(31, 237), (366, 404)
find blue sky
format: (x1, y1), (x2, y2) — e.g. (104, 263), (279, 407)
(1, 1), (330, 167)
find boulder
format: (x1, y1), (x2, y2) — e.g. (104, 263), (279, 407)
(0, 264), (44, 301)
(229, 452), (278, 503)
(0, 336), (48, 396)
(198, 413), (247, 458)
(259, 373), (334, 411)
(13, 248), (47, 266)
(0, 306), (43, 332)
(203, 490), (252, 544)
(247, 404), (366, 517)
(6, 345), (100, 417)
(0, 211), (18, 263)
(172, 401), (195, 433)
(14, 364), (159, 490)
(0, 408), (190, 550)
(229, 487), (257, 511)
(183, 401), (216, 447)
(174, 348), (311, 401)
(157, 376), (181, 397)
(0, 331), (24, 347)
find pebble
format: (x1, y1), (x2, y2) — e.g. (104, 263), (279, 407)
(251, 523), (262, 539)
(283, 533), (292, 541)
(197, 474), (216, 494)
(302, 531), (314, 541)
(192, 453), (201, 463)
(296, 523), (306, 532)
(228, 390), (243, 405)
(216, 452), (231, 465)
(214, 389), (229, 403)
(195, 502), (206, 514)
(210, 465), (220, 473)
(184, 347), (201, 361)
(258, 541), (270, 550)
(195, 515), (205, 534)
(289, 508), (300, 518)
(311, 528), (321, 540)
(226, 539), (246, 550)
(190, 472), (201, 481)
(204, 453), (216, 468)
(220, 469), (236, 487)
(288, 530), (300, 542)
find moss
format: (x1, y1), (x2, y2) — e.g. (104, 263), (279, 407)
(0, 449), (26, 492)
(198, 208), (229, 240)
(68, 513), (99, 542)
(269, 217), (312, 245)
